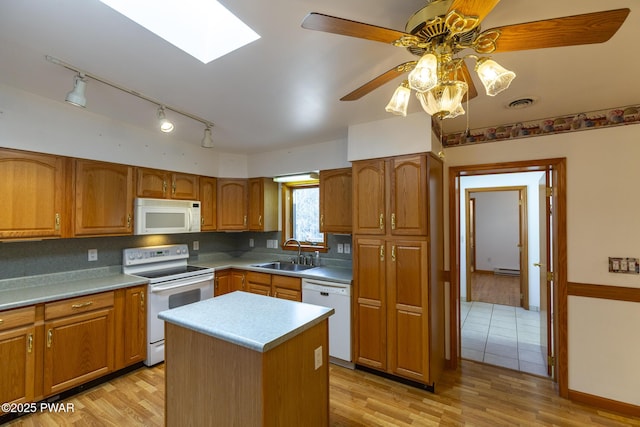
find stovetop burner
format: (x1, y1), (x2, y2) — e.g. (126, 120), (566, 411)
(134, 265), (210, 279)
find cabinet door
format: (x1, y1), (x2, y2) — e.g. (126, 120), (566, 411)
(217, 179), (248, 230)
(0, 307), (36, 408)
(231, 270), (246, 292)
(248, 178), (278, 231)
(319, 168), (352, 233)
(200, 177), (217, 231)
(272, 275), (301, 302)
(74, 160), (133, 236)
(122, 286), (146, 367)
(0, 149), (65, 239)
(136, 167), (170, 198)
(389, 155), (428, 236)
(387, 239), (429, 383)
(353, 159), (386, 235)
(44, 308), (115, 395)
(214, 270), (231, 296)
(172, 173), (199, 200)
(353, 237), (387, 369)
(246, 271), (271, 296)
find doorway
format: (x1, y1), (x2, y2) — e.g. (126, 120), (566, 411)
(448, 158), (568, 397)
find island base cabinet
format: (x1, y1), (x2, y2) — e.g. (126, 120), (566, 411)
(165, 320), (329, 427)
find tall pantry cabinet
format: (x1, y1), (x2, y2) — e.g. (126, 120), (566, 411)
(352, 153), (444, 388)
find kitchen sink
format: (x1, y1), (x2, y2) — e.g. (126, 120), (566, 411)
(251, 261), (317, 272)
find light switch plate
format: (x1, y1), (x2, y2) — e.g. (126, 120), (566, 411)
(88, 249), (98, 262)
(192, 241), (199, 251)
(314, 346), (323, 370)
(344, 243), (351, 254)
(337, 243), (344, 253)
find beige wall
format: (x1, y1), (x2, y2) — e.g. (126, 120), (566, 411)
(444, 124), (640, 406)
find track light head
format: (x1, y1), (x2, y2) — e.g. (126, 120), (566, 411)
(201, 125), (214, 148)
(65, 73), (87, 108)
(157, 106), (174, 132)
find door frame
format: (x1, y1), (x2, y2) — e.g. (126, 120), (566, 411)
(464, 186), (529, 309)
(448, 158), (568, 397)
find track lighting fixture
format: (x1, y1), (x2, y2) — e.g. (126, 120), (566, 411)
(201, 125), (214, 148)
(157, 106), (174, 133)
(46, 55), (215, 146)
(65, 73), (87, 108)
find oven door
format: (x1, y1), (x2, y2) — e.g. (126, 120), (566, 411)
(148, 274), (214, 347)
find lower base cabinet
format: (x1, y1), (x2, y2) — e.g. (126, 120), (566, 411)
(0, 285), (146, 411)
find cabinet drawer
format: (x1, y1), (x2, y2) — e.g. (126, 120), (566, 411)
(0, 306), (35, 331)
(246, 271), (271, 285)
(271, 275), (301, 291)
(45, 291), (114, 320)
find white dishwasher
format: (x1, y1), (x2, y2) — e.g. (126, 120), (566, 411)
(302, 278), (353, 367)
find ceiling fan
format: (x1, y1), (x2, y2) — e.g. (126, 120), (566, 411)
(301, 0), (630, 119)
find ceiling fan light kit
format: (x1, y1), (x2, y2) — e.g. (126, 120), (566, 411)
(301, 1), (629, 121)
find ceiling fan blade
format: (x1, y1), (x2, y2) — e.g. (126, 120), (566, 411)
(488, 8), (630, 53)
(341, 62), (415, 101)
(447, 0), (501, 28)
(301, 12), (411, 44)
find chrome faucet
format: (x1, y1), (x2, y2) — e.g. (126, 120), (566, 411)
(283, 238), (302, 263)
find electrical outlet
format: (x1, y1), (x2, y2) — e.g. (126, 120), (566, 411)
(249, 238), (254, 248)
(344, 243), (351, 254)
(337, 243), (344, 253)
(88, 249), (98, 262)
(314, 346), (323, 370)
(193, 241), (199, 251)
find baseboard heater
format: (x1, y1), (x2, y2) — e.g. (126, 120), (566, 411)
(493, 268), (520, 276)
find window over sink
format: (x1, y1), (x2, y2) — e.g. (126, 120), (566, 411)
(280, 180), (327, 252)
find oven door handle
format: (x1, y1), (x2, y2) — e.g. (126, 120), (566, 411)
(150, 274), (214, 294)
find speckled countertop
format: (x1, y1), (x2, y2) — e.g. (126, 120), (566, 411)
(0, 266), (148, 311)
(159, 291), (334, 352)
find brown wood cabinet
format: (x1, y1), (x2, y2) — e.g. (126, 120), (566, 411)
(0, 306), (36, 409)
(214, 269), (246, 296)
(74, 159), (133, 236)
(115, 286), (146, 369)
(319, 168), (352, 233)
(352, 153), (443, 387)
(200, 176), (217, 231)
(245, 271), (302, 302)
(248, 178), (278, 232)
(217, 178), (248, 230)
(0, 148), (66, 240)
(43, 291), (115, 396)
(136, 167), (199, 200)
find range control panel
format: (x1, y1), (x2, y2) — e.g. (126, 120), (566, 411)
(123, 244), (189, 266)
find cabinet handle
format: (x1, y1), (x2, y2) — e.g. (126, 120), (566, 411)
(243, 215), (247, 227)
(172, 181), (177, 196)
(259, 215), (262, 226)
(0, 319), (3, 325)
(47, 329), (53, 348)
(391, 245), (396, 262)
(380, 245), (385, 262)
(201, 217), (205, 225)
(273, 291), (277, 298)
(391, 213), (396, 230)
(127, 214), (132, 229)
(27, 334), (33, 353)
(320, 215), (324, 228)
(162, 181), (167, 196)
(140, 292), (145, 308)
(55, 213), (61, 231)
(71, 301), (93, 309)
(379, 214), (384, 230)
(242, 275), (246, 289)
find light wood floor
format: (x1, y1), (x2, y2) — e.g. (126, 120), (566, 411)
(471, 271), (520, 307)
(6, 361), (640, 426)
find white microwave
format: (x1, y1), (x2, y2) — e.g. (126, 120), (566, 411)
(134, 198), (201, 235)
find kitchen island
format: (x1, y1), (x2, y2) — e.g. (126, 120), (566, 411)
(158, 291), (334, 427)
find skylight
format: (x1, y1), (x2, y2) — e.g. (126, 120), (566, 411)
(99, 0), (260, 64)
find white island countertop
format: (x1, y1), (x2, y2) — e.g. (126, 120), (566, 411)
(158, 291), (334, 353)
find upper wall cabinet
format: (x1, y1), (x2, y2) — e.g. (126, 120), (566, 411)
(319, 168), (352, 233)
(0, 148), (66, 239)
(248, 178), (278, 232)
(353, 155), (428, 236)
(217, 178), (248, 230)
(200, 176), (217, 231)
(74, 159), (133, 236)
(136, 168), (199, 201)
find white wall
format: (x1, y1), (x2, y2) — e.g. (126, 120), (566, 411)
(347, 112), (433, 160)
(445, 124), (640, 406)
(459, 173), (544, 308)
(472, 190), (520, 272)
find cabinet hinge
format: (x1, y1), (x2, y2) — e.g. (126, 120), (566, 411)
(547, 271), (554, 282)
(520, 293), (524, 300)
(548, 355), (555, 366)
(546, 186), (553, 197)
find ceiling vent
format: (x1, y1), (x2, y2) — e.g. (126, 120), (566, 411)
(507, 97), (536, 109)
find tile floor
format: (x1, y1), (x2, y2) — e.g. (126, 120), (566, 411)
(461, 300), (549, 376)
